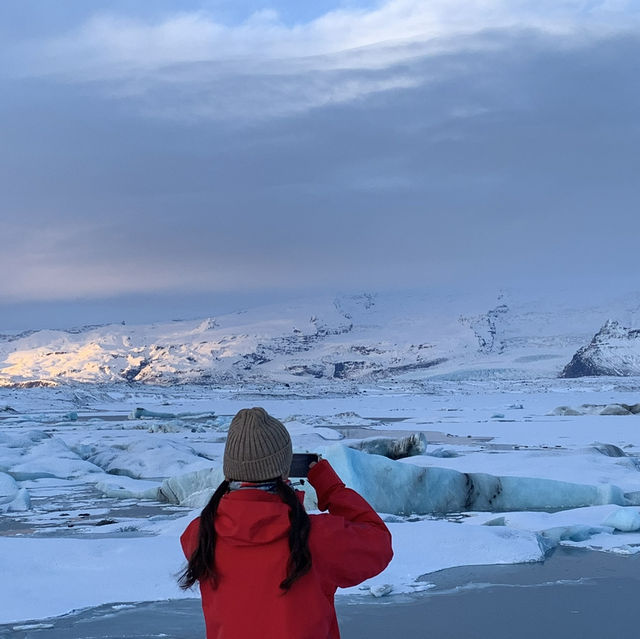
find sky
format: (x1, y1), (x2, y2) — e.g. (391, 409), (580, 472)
(1, 1), (639, 330)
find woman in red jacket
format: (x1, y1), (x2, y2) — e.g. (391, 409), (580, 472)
(179, 406), (393, 639)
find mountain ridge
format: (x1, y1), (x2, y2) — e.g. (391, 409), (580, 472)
(1, 292), (639, 387)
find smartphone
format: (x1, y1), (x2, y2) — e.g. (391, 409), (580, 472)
(289, 453), (319, 477)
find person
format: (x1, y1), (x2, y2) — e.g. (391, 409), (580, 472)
(179, 406), (393, 639)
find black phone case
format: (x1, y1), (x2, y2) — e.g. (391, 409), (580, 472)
(289, 453), (319, 477)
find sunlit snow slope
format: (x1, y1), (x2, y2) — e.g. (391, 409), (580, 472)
(1, 291), (640, 387)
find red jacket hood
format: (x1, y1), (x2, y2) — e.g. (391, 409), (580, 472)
(214, 490), (301, 547)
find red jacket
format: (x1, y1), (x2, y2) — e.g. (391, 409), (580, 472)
(180, 459), (393, 639)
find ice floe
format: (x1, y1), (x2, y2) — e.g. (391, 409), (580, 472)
(319, 445), (635, 515)
(158, 466), (225, 508)
(550, 403), (640, 416)
(0, 472), (31, 512)
(0, 430), (102, 480)
(603, 507), (640, 532)
(94, 475), (160, 500)
(81, 439), (215, 479)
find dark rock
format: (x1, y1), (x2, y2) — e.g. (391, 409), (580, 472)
(459, 302), (509, 354)
(286, 365), (325, 379)
(350, 345), (384, 355)
(561, 320), (640, 378)
(386, 358), (447, 374)
(121, 359), (149, 382)
(333, 361), (369, 379)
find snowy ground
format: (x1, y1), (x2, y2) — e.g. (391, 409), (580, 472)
(2, 378), (640, 624)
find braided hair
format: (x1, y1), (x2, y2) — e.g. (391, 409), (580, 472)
(178, 477), (311, 591)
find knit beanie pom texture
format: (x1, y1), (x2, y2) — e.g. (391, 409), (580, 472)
(223, 407), (292, 482)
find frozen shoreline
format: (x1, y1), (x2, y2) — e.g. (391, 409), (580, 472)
(3, 548), (638, 639)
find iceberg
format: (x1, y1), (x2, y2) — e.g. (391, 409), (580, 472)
(603, 508), (640, 532)
(94, 476), (160, 500)
(128, 407), (219, 422)
(3, 488), (31, 512)
(84, 439), (214, 479)
(350, 433), (427, 460)
(0, 472), (18, 501)
(129, 407), (179, 420)
(319, 446), (634, 516)
(0, 430), (102, 480)
(157, 466), (225, 508)
(154, 446), (636, 517)
(0, 473), (30, 512)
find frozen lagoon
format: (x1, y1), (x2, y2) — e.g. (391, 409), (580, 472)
(1, 379), (640, 624)
(2, 548), (638, 639)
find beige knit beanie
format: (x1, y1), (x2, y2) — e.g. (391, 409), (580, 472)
(223, 407), (292, 481)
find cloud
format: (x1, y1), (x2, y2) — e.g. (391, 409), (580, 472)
(3, 29), (640, 302)
(1, 1), (639, 320)
(7, 1), (640, 120)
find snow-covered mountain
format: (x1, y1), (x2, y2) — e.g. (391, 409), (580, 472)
(561, 320), (640, 377)
(1, 292), (639, 387)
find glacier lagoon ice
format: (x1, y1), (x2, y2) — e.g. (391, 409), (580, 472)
(150, 445), (636, 516)
(603, 507), (640, 532)
(128, 407), (220, 422)
(3, 380), (640, 625)
(80, 439), (216, 479)
(349, 433), (427, 459)
(94, 475), (160, 500)
(320, 445), (635, 515)
(0, 472), (30, 512)
(0, 430), (102, 480)
(158, 466), (225, 508)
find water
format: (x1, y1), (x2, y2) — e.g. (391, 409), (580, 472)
(3, 548), (638, 638)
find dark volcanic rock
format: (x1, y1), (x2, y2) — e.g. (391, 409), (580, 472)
(286, 365), (326, 379)
(121, 359), (150, 382)
(459, 302), (509, 354)
(333, 361), (371, 379)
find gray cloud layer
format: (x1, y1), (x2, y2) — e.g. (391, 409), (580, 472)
(1, 2), (639, 328)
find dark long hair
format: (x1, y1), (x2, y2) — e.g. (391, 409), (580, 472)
(178, 477), (312, 592)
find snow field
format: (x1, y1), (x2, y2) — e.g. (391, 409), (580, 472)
(1, 382), (640, 623)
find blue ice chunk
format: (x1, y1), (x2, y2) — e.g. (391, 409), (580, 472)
(603, 508), (640, 532)
(321, 445), (630, 516)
